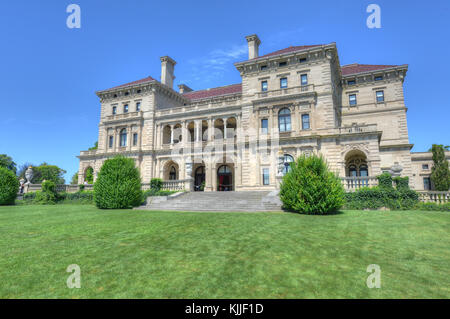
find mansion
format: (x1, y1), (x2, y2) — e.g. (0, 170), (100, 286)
(78, 34), (442, 192)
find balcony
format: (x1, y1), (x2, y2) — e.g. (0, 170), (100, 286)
(104, 111), (143, 123)
(79, 150), (97, 156)
(338, 124), (378, 135)
(341, 176), (378, 192)
(256, 84), (314, 100)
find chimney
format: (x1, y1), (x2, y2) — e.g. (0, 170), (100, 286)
(160, 56), (176, 89)
(245, 34), (261, 60)
(177, 84), (193, 94)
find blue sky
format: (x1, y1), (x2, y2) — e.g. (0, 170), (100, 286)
(1, 0), (449, 182)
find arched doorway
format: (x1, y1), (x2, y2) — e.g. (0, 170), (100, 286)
(345, 150), (369, 187)
(194, 166), (206, 191)
(217, 165), (233, 191)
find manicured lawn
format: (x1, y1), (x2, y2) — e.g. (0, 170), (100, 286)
(0, 205), (449, 298)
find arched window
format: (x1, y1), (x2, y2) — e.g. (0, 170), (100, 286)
(278, 108), (291, 132)
(218, 165), (231, 174)
(169, 166), (177, 180)
(120, 129), (127, 147)
(348, 165), (357, 177)
(359, 164), (368, 177)
(283, 154), (294, 175)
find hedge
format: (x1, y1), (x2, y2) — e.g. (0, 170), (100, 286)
(345, 187), (419, 210)
(0, 167), (19, 205)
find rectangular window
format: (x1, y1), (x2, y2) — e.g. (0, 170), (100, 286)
(262, 168), (270, 185)
(423, 177), (431, 190)
(301, 114), (310, 130)
(136, 102), (141, 111)
(301, 74), (308, 86)
(376, 90), (384, 102)
(280, 77), (288, 89)
(123, 104), (129, 113)
(133, 133), (138, 146)
(261, 81), (268, 92)
(349, 94), (357, 106)
(112, 106), (117, 115)
(108, 136), (114, 148)
(375, 75), (383, 81)
(279, 61), (287, 67)
(260, 65), (267, 71)
(299, 58), (307, 63)
(261, 118), (268, 134)
(347, 80), (356, 86)
(422, 164), (429, 170)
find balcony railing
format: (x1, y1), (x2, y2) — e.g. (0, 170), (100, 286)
(338, 124), (378, 134)
(341, 176), (378, 192)
(142, 180), (191, 192)
(256, 84), (314, 99)
(417, 191), (450, 203)
(105, 111), (142, 122)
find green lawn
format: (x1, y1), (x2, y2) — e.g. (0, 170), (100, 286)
(0, 205), (449, 298)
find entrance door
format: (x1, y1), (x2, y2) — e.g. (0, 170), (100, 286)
(194, 166), (206, 191)
(217, 165), (233, 191)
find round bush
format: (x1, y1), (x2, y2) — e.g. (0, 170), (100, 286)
(0, 167), (19, 205)
(94, 156), (142, 209)
(280, 155), (345, 215)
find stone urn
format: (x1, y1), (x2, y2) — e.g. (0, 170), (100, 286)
(25, 166), (34, 184)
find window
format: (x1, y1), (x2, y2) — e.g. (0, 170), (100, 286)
(112, 106), (117, 115)
(423, 177), (431, 190)
(133, 133), (138, 146)
(375, 75), (383, 81)
(261, 118), (268, 134)
(119, 129), (127, 147)
(260, 65), (267, 71)
(299, 58), (307, 63)
(123, 104), (129, 113)
(108, 136), (114, 148)
(347, 80), (356, 86)
(349, 94), (357, 106)
(278, 108), (291, 132)
(376, 90), (384, 102)
(261, 81), (268, 92)
(283, 154), (294, 175)
(124, 91), (129, 96)
(262, 168), (270, 185)
(301, 114), (310, 130)
(280, 77), (288, 89)
(422, 164), (429, 170)
(279, 61), (287, 67)
(301, 74), (308, 86)
(136, 102), (141, 111)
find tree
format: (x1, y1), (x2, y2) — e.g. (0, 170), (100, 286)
(32, 163), (67, 185)
(16, 162), (33, 179)
(428, 144), (450, 152)
(0, 154), (17, 174)
(430, 144), (450, 191)
(0, 167), (19, 205)
(94, 156), (142, 209)
(88, 141), (98, 151)
(279, 154), (345, 215)
(70, 172), (79, 185)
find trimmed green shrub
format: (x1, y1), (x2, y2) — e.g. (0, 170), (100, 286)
(94, 156), (142, 209)
(34, 180), (57, 205)
(377, 173), (393, 189)
(345, 186), (419, 210)
(0, 166), (19, 205)
(393, 176), (409, 190)
(150, 178), (163, 191)
(59, 191), (94, 204)
(414, 202), (450, 212)
(280, 154), (345, 215)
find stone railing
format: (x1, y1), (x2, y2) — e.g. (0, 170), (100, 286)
(417, 191), (450, 203)
(341, 177), (378, 192)
(79, 150), (97, 156)
(105, 111), (142, 122)
(21, 184), (94, 194)
(338, 124), (378, 134)
(142, 179), (191, 192)
(256, 84), (314, 99)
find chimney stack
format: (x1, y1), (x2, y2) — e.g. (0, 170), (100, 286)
(177, 84), (193, 94)
(160, 56), (176, 89)
(245, 34), (261, 60)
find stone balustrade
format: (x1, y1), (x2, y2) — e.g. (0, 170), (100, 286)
(417, 191), (450, 203)
(256, 84), (314, 99)
(341, 176), (378, 192)
(338, 124), (378, 134)
(105, 111), (142, 122)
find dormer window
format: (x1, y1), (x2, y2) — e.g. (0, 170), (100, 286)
(123, 104), (129, 113)
(260, 65), (268, 71)
(279, 61), (287, 67)
(299, 58), (307, 63)
(375, 75), (383, 81)
(347, 80), (356, 86)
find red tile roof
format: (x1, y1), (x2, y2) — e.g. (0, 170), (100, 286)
(104, 76), (156, 91)
(257, 45), (323, 59)
(341, 64), (399, 76)
(182, 83), (242, 100)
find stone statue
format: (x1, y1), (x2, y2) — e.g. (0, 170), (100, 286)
(25, 166), (33, 184)
(390, 162), (403, 177)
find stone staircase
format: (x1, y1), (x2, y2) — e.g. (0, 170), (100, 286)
(137, 191), (283, 212)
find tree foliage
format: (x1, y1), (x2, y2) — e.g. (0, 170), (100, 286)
(279, 154), (345, 215)
(0, 154), (17, 174)
(94, 156), (142, 209)
(70, 172), (79, 185)
(32, 163), (66, 184)
(0, 167), (19, 205)
(88, 141), (98, 151)
(430, 144), (450, 191)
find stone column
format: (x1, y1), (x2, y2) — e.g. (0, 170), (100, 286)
(208, 118), (213, 141)
(170, 124), (174, 145)
(269, 107), (274, 136)
(127, 125), (132, 151)
(223, 117), (228, 139)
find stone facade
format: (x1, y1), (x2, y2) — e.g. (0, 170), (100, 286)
(77, 34), (441, 191)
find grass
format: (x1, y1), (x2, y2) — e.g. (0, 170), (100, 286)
(0, 204), (449, 298)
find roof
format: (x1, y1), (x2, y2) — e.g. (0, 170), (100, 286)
(341, 64), (400, 76)
(257, 45), (323, 59)
(182, 83), (242, 100)
(103, 76), (156, 91)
